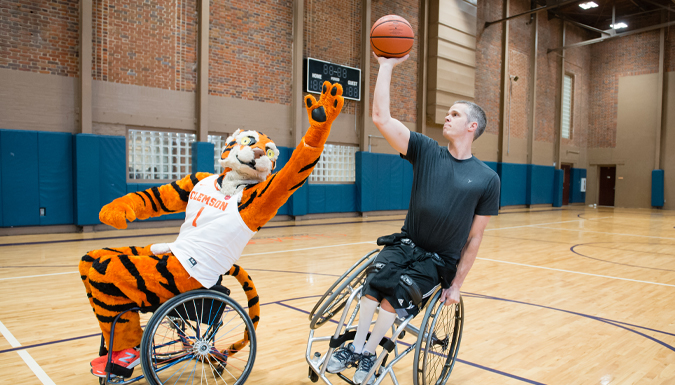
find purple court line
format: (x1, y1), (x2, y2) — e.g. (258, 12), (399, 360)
(274, 301), (546, 385)
(464, 293), (675, 350)
(570, 243), (675, 272)
(0, 208), (572, 248)
(0, 294), (324, 355)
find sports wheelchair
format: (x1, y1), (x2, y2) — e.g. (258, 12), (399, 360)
(306, 250), (464, 385)
(97, 283), (256, 385)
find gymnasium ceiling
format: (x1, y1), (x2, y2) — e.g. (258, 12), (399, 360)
(535, 0), (674, 33)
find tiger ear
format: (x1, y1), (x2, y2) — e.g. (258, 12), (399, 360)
(225, 129), (242, 143)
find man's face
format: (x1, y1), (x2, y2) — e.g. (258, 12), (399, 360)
(443, 104), (471, 140)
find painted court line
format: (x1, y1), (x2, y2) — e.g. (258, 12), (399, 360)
(242, 241), (378, 256)
(535, 226), (675, 241)
(0, 271), (78, 282)
(478, 257), (675, 288)
(485, 217), (613, 232)
(0, 320), (55, 385)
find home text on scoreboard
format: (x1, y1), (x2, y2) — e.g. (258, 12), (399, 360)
(305, 58), (361, 101)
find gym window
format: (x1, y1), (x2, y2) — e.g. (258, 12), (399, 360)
(309, 144), (357, 183)
(562, 73), (574, 140)
(127, 129), (227, 181)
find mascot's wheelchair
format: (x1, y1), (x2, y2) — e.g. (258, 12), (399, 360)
(98, 281), (256, 385)
(306, 250), (464, 385)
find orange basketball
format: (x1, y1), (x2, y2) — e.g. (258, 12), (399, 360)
(370, 15), (414, 58)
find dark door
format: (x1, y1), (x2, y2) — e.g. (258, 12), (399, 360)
(598, 166), (616, 206)
(561, 164), (572, 205)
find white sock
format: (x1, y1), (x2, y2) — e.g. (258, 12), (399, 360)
(352, 297), (379, 354)
(363, 308), (397, 355)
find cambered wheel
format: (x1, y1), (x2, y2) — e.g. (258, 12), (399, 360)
(413, 292), (464, 385)
(308, 249), (379, 329)
(140, 290), (256, 385)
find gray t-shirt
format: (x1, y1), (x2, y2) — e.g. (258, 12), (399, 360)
(400, 132), (500, 264)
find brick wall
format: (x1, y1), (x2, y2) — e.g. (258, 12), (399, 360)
(93, 0), (185, 89)
(0, 0), (79, 76)
(563, 25), (592, 149)
(507, 0), (533, 141)
(666, 26), (675, 73)
(589, 30), (660, 148)
(304, 0), (361, 115)
(476, 0), (504, 137)
(535, 16), (562, 143)
(369, 0), (419, 123)
(210, 0), (292, 104)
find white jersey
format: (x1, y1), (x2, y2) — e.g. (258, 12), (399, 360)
(152, 175), (256, 288)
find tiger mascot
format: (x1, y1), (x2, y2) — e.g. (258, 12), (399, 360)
(79, 81), (345, 378)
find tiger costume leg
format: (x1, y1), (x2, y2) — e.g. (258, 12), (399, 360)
(79, 247), (204, 351)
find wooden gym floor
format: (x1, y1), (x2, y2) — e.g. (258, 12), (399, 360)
(0, 206), (674, 385)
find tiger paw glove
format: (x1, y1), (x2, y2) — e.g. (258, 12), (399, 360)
(99, 196), (138, 229)
(303, 81), (345, 147)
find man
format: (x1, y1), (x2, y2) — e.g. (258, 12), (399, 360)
(326, 54), (500, 384)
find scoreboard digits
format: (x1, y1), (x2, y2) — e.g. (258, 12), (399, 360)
(306, 58), (361, 101)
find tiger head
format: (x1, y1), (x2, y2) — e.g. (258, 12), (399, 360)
(219, 129), (280, 182)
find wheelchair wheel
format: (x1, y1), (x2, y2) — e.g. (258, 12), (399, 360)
(308, 249), (379, 329)
(140, 289), (256, 385)
(413, 291), (464, 385)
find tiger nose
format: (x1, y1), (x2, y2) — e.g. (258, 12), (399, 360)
(252, 148), (265, 159)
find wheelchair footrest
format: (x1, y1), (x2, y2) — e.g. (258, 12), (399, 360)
(105, 362), (135, 378)
(329, 331), (395, 353)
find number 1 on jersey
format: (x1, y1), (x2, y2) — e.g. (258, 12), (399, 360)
(192, 207), (205, 227)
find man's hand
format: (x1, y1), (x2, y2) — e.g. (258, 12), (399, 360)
(439, 286), (461, 306)
(373, 52), (409, 67)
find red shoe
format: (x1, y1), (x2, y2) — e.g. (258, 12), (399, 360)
(90, 348), (140, 378)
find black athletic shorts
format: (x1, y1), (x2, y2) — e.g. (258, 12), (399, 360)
(363, 239), (452, 318)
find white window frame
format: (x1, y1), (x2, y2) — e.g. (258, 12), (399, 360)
(309, 144), (357, 184)
(562, 73), (574, 140)
(127, 129), (229, 182)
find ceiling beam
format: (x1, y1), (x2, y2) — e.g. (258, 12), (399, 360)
(639, 0), (675, 14)
(485, 0), (580, 28)
(548, 19), (675, 52)
(555, 15), (611, 35)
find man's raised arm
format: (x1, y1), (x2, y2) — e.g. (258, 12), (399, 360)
(371, 54), (411, 156)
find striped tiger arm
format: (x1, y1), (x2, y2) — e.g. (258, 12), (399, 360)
(239, 82), (344, 231)
(99, 172), (213, 229)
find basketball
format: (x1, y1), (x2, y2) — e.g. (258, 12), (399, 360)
(370, 15), (414, 58)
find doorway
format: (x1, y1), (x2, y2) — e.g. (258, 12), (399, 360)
(598, 166), (616, 206)
(561, 163), (572, 205)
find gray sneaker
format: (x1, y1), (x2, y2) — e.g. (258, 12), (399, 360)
(326, 343), (360, 374)
(353, 351), (377, 384)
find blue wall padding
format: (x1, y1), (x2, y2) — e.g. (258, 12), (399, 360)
(552, 169), (564, 207)
(570, 168), (587, 203)
(38, 132), (73, 225)
(497, 163), (528, 207)
(275, 147), (292, 216)
(652, 169), (665, 207)
(99, 136), (126, 211)
(307, 184), (357, 214)
(526, 165), (554, 205)
(74, 134), (127, 226)
(355, 152), (412, 212)
(1, 130), (40, 226)
(192, 142), (215, 174)
(73, 134), (102, 225)
(484, 161), (498, 174)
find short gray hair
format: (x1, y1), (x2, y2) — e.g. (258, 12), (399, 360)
(454, 101), (487, 141)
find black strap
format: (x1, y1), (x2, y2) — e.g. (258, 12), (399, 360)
(400, 274), (423, 306)
(329, 331), (396, 353)
(105, 362), (135, 378)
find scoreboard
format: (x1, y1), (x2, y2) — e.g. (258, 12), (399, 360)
(305, 58), (361, 101)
